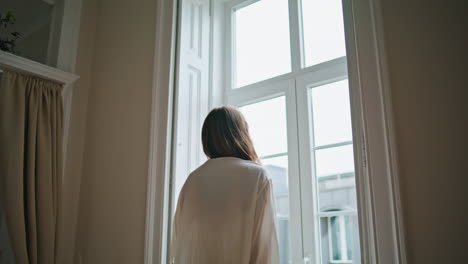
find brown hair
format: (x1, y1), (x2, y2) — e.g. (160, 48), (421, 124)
(201, 106), (259, 163)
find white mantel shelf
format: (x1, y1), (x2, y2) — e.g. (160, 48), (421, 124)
(0, 50), (79, 87)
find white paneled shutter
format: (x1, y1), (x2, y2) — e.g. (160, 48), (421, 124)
(172, 0), (211, 201)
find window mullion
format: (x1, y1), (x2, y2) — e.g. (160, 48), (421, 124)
(284, 80), (306, 264)
(295, 78), (321, 264)
(288, 0), (304, 72)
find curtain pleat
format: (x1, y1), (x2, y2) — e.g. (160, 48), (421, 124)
(0, 70), (63, 264)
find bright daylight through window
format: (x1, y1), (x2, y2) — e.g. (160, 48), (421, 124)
(172, 0), (362, 262)
(234, 0), (291, 87)
(240, 97), (292, 261)
(232, 0), (360, 263)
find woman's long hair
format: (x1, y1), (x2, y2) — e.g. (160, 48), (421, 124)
(201, 106), (259, 163)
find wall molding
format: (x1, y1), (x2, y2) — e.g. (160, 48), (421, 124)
(343, 0), (407, 263)
(54, 0), (84, 262)
(144, 0), (178, 262)
(0, 50), (79, 86)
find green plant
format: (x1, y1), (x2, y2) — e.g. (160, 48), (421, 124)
(0, 11), (22, 53)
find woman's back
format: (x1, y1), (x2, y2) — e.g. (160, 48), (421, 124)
(171, 157), (279, 264)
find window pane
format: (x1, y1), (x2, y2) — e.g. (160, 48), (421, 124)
(330, 216), (343, 260)
(301, 0), (347, 66)
(315, 144), (354, 177)
(234, 0), (291, 88)
(240, 96), (288, 157)
(240, 97), (291, 264)
(263, 155), (291, 264)
(308, 78), (360, 263)
(310, 80), (353, 146)
(263, 155), (289, 215)
(320, 214), (359, 263)
(345, 216), (353, 260)
(239, 96), (290, 264)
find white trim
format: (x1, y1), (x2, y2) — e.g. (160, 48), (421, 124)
(209, 0), (227, 108)
(288, 0), (303, 71)
(314, 141), (353, 151)
(144, 0), (178, 262)
(227, 78), (292, 106)
(0, 50), (78, 86)
(52, 1), (84, 263)
(295, 70), (321, 264)
(284, 84), (306, 264)
(231, 56), (347, 92)
(370, 1), (407, 262)
(319, 210), (357, 218)
(225, 2), (236, 90)
(342, 0), (407, 263)
(56, 0), (83, 166)
(56, 0), (82, 73)
(231, 84), (305, 264)
(46, 0), (64, 66)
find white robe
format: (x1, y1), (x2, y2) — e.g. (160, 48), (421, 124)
(170, 157), (279, 264)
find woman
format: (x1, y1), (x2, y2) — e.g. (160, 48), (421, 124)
(170, 106), (279, 264)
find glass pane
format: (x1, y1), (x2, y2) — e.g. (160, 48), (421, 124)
(241, 98), (290, 264)
(315, 144), (354, 177)
(308, 77), (361, 263)
(263, 155), (291, 264)
(345, 216), (353, 260)
(318, 183), (357, 214)
(330, 216), (342, 260)
(310, 80), (353, 146)
(234, 0), (291, 87)
(263, 155), (289, 215)
(320, 214), (359, 264)
(240, 96), (288, 157)
(301, 0), (347, 66)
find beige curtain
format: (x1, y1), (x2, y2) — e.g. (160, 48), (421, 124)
(0, 70), (63, 264)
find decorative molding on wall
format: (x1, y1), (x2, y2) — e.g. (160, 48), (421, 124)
(343, 0), (407, 263)
(144, 0), (178, 263)
(52, 0), (84, 263)
(0, 50), (79, 86)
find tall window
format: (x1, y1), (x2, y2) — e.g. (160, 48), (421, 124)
(228, 0), (360, 263)
(171, 0), (361, 263)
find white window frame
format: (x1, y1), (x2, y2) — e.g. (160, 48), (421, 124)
(144, 0), (407, 263)
(295, 62), (350, 264)
(225, 1), (362, 262)
(229, 78), (305, 263)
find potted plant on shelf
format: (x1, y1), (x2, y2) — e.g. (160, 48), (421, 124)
(0, 11), (22, 54)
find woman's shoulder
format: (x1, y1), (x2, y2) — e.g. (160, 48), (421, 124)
(233, 159), (271, 184)
(192, 157), (269, 177)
